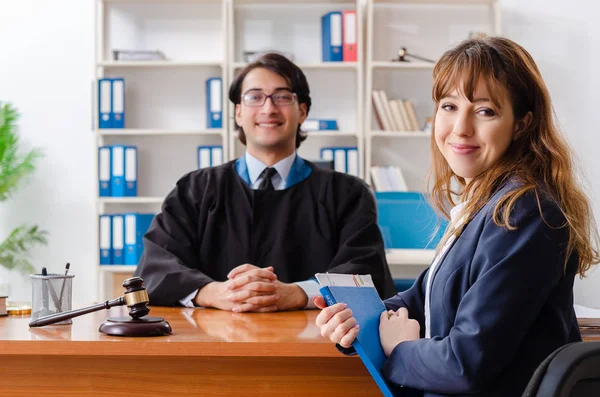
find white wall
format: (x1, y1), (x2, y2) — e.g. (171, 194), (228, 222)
(0, 0), (599, 307)
(0, 0), (96, 303)
(502, 0), (600, 307)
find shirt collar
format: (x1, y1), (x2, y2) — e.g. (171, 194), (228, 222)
(245, 151), (297, 186)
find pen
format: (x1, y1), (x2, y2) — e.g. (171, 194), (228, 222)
(42, 267), (62, 312)
(41, 267), (49, 311)
(58, 263), (70, 308)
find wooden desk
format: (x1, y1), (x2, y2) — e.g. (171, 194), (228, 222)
(1, 308), (598, 397)
(0, 307), (380, 397)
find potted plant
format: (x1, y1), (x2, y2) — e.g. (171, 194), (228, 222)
(0, 102), (48, 276)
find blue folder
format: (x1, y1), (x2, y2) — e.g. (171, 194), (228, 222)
(124, 146), (137, 197)
(99, 215), (112, 265)
(111, 78), (125, 128)
(321, 12), (343, 62)
(375, 192), (447, 249)
(320, 285), (396, 397)
(112, 214), (124, 265)
(206, 77), (222, 129)
(98, 146), (111, 197)
(98, 78), (112, 129)
(124, 213), (154, 265)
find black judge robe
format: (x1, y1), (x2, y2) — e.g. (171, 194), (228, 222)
(134, 158), (396, 306)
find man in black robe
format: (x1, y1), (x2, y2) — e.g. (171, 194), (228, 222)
(134, 53), (396, 311)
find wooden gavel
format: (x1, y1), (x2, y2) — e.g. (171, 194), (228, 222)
(29, 277), (150, 327)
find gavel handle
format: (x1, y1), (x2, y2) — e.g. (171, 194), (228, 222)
(29, 296), (125, 327)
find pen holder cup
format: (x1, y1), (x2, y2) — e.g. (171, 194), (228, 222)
(30, 273), (75, 325)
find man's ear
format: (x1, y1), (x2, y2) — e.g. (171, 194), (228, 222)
(513, 111), (533, 141)
(298, 103), (308, 124)
(235, 103), (242, 128)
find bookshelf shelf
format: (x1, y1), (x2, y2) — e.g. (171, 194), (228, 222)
(97, 129), (224, 136)
(102, 0), (222, 3)
(385, 249), (435, 266)
(232, 62), (358, 70)
(100, 265), (138, 273)
(373, 0), (495, 4)
(369, 131), (430, 138)
(97, 61), (224, 68)
(234, 0), (356, 4)
(98, 197), (164, 205)
(370, 61), (434, 69)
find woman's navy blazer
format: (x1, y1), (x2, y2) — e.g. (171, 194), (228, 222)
(383, 180), (581, 397)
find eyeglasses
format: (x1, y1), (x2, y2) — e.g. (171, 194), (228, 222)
(242, 91), (297, 107)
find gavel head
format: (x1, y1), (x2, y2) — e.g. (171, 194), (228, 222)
(397, 47), (407, 61)
(122, 277), (150, 319)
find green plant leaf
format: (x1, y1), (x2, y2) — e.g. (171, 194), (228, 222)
(0, 102), (44, 202)
(0, 102), (49, 274)
(0, 224), (49, 275)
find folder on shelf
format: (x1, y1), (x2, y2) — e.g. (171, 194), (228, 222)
(124, 146), (137, 197)
(198, 146), (211, 169)
(111, 146), (125, 197)
(211, 146), (223, 166)
(321, 147), (357, 174)
(111, 78), (125, 129)
(198, 145), (224, 169)
(347, 147), (359, 177)
(320, 148), (334, 162)
(333, 148), (346, 173)
(316, 273), (395, 397)
(99, 215), (112, 265)
(206, 77), (223, 129)
(342, 10), (357, 62)
(302, 119), (339, 131)
(98, 78), (112, 129)
(111, 214), (124, 265)
(321, 11), (343, 62)
(124, 213), (154, 265)
(98, 146), (111, 197)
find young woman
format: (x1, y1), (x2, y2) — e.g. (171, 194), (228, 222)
(315, 37), (600, 396)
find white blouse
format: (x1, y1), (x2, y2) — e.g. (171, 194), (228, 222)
(424, 202), (467, 339)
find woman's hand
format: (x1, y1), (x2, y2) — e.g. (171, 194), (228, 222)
(379, 307), (420, 357)
(314, 296), (360, 348)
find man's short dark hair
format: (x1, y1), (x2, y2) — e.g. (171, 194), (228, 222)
(228, 53), (312, 149)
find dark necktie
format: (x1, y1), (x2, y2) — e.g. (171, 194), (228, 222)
(257, 167), (277, 191)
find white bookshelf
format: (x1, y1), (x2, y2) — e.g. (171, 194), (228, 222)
(227, 0), (364, 177)
(94, 0), (229, 300)
(365, 0), (501, 191)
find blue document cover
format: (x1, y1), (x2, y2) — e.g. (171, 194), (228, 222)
(111, 214), (124, 265)
(111, 78), (125, 128)
(319, 283), (396, 397)
(206, 77), (222, 129)
(98, 146), (111, 196)
(99, 215), (112, 265)
(124, 146), (137, 197)
(124, 213), (154, 265)
(321, 11), (343, 62)
(98, 78), (112, 129)
(111, 145), (126, 197)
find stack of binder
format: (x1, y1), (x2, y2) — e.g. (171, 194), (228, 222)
(197, 145), (224, 169)
(98, 78), (125, 129)
(321, 10), (357, 62)
(98, 145), (138, 197)
(99, 213), (154, 266)
(320, 147), (359, 176)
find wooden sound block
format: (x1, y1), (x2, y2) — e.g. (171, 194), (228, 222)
(99, 316), (172, 337)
